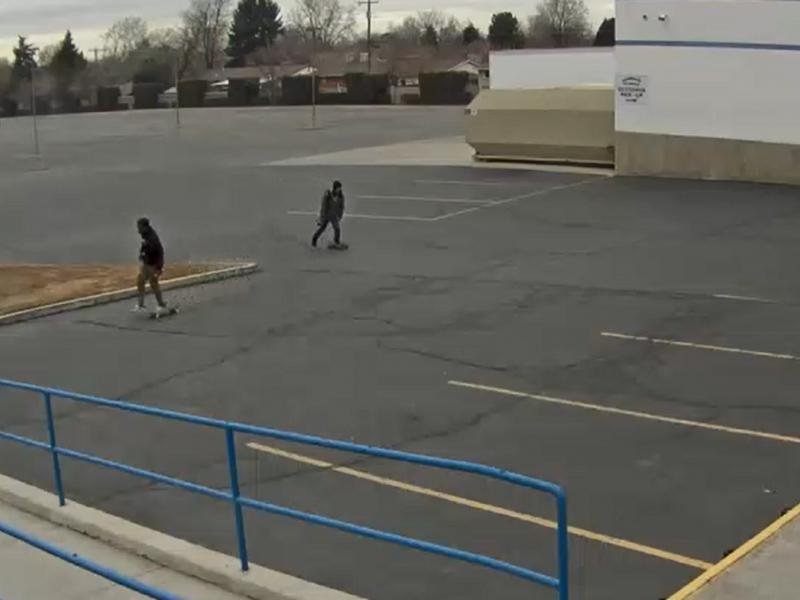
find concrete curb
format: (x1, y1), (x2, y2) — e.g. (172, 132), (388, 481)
(0, 473), (365, 600)
(0, 262), (259, 327)
(668, 503), (800, 599)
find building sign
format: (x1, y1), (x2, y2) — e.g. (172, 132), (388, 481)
(616, 74), (648, 105)
(319, 78), (347, 95)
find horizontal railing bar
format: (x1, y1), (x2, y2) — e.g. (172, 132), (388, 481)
(54, 447), (232, 502)
(0, 379), (223, 428)
(0, 379), (567, 595)
(234, 422), (564, 497)
(0, 430), (51, 451)
(0, 430), (230, 503)
(0, 379), (563, 498)
(0, 519), (184, 600)
(239, 496), (559, 588)
(0, 431), (556, 587)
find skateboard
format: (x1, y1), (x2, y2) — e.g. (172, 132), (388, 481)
(149, 305), (179, 320)
(328, 242), (349, 250)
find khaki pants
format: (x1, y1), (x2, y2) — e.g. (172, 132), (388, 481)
(137, 263), (165, 307)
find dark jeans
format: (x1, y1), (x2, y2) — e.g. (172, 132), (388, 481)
(312, 218), (341, 246)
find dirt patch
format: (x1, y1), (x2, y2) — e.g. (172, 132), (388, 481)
(0, 264), (219, 316)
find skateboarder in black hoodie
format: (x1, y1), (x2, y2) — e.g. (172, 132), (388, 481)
(312, 181), (345, 248)
(133, 217), (168, 314)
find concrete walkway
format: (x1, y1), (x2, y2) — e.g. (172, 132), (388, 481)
(0, 473), (363, 600)
(0, 501), (245, 600)
(267, 135), (610, 175)
(674, 506), (800, 600)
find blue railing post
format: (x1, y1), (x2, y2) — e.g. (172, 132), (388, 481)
(556, 490), (569, 600)
(224, 427), (249, 572)
(42, 392), (65, 507)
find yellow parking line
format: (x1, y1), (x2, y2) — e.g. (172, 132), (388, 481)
(247, 441), (712, 570)
(601, 332), (800, 361)
(448, 380), (800, 445)
(668, 503), (800, 599)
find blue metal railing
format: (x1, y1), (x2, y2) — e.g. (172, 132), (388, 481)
(0, 378), (569, 599)
(0, 519), (181, 600)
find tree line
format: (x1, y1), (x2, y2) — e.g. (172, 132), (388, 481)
(1, 0), (615, 99)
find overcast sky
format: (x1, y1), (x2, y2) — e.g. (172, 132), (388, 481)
(0, 0), (615, 60)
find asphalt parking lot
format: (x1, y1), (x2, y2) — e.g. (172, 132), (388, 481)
(2, 106), (800, 599)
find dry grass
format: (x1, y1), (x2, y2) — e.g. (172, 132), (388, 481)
(0, 263), (219, 316)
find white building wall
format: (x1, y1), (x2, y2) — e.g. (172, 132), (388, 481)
(491, 48), (614, 90)
(616, 0), (800, 145)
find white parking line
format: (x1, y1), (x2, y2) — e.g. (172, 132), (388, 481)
(289, 177), (602, 224)
(287, 211), (434, 222)
(449, 380), (800, 445)
(713, 294), (773, 304)
(601, 332), (800, 361)
(415, 180), (511, 187)
(356, 195), (492, 205)
(430, 178), (602, 222)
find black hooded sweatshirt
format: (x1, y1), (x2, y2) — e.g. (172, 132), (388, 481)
(139, 227), (165, 270)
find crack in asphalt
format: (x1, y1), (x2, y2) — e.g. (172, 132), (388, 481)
(75, 319), (234, 339)
(247, 394), (527, 488)
(68, 393), (525, 505)
(298, 268), (797, 308)
(377, 341), (509, 373)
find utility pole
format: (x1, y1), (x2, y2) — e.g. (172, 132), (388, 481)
(174, 54), (181, 129)
(359, 0), (378, 73)
(306, 26), (318, 129)
(30, 68), (40, 156)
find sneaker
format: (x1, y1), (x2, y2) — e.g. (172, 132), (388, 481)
(131, 304), (147, 313)
(155, 305), (168, 316)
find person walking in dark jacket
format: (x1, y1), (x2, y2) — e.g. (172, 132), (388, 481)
(312, 180), (345, 248)
(133, 217), (168, 314)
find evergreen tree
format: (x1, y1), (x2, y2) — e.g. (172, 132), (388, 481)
(462, 23), (482, 45)
(10, 36), (38, 89)
(488, 12), (525, 50)
(227, 0), (284, 64)
(421, 24), (439, 48)
(49, 31), (88, 91)
(593, 18), (615, 47)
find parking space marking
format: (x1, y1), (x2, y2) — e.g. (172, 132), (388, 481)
(247, 441), (712, 569)
(430, 177), (603, 222)
(289, 178), (603, 224)
(602, 332), (800, 361)
(356, 195), (493, 205)
(448, 380), (800, 445)
(415, 180), (511, 187)
(713, 294), (773, 304)
(287, 211), (434, 222)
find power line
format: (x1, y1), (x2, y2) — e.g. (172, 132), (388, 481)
(88, 47), (105, 62)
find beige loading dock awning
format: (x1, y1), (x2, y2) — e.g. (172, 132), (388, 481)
(466, 87), (615, 166)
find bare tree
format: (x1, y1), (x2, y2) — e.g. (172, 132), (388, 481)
(143, 26), (202, 79)
(289, 0), (356, 47)
(182, 0), (232, 70)
(438, 16), (463, 45)
(415, 10), (447, 32)
(103, 17), (149, 58)
(529, 0), (592, 47)
(390, 16), (423, 42)
(388, 11), (461, 45)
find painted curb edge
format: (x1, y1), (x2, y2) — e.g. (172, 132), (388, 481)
(0, 262), (259, 327)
